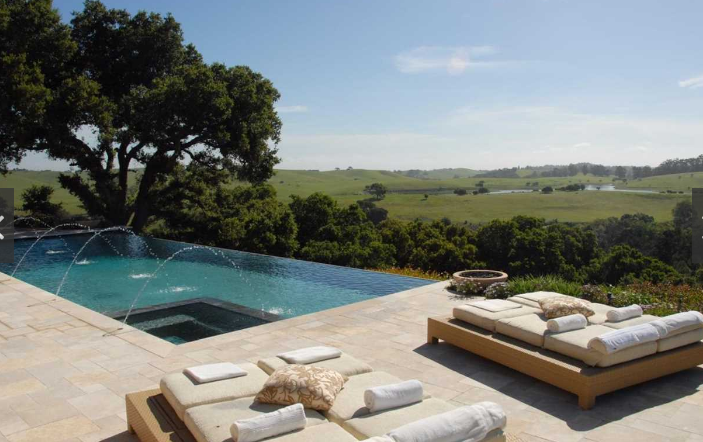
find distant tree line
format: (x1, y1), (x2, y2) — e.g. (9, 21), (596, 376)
(646, 154), (703, 177)
(147, 164), (696, 286)
(477, 155), (703, 181)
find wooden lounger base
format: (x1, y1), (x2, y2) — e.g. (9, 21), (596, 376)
(428, 316), (703, 410)
(126, 388), (195, 442)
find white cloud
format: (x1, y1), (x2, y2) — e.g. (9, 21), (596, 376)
(393, 46), (508, 75)
(572, 142), (591, 149)
(276, 105), (309, 113)
(678, 75), (703, 89)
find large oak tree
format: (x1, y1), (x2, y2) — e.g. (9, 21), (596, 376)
(0, 0), (282, 231)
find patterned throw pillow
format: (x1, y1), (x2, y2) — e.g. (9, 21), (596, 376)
(539, 297), (595, 319)
(255, 365), (347, 411)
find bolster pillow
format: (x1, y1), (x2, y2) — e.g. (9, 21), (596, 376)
(364, 380), (423, 413)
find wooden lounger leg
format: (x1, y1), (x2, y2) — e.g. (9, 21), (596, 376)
(127, 422), (135, 434)
(427, 329), (439, 344)
(578, 393), (595, 410)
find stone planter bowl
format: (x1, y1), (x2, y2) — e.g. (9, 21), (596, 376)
(452, 270), (508, 290)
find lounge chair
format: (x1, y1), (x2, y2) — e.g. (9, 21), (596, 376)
(428, 305), (703, 409)
(126, 351), (522, 442)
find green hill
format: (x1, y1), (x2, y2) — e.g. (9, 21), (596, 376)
(0, 168), (691, 223)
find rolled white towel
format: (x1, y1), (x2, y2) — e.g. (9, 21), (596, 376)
(183, 362), (247, 384)
(606, 305), (643, 322)
(362, 437), (395, 442)
(588, 323), (660, 354)
(230, 403), (306, 442)
(364, 380), (424, 413)
(547, 314), (587, 333)
(387, 401), (507, 442)
(650, 311), (703, 338)
(277, 346), (342, 364)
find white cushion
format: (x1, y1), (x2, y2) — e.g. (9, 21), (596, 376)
(587, 303), (612, 325)
(658, 328), (703, 352)
(507, 292), (569, 308)
(270, 423), (358, 442)
(258, 353), (372, 377)
(160, 362), (269, 420)
(453, 303), (540, 332)
(325, 371), (418, 424)
(495, 313), (550, 347)
(184, 397), (327, 442)
(602, 314), (658, 329)
(342, 398), (455, 439)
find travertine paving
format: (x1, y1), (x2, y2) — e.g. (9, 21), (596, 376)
(0, 270), (702, 442)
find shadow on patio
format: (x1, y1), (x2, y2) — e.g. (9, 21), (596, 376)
(414, 341), (703, 432)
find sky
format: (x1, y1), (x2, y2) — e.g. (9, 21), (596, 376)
(18, 0), (703, 171)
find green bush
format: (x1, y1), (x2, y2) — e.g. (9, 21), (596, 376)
(451, 279), (484, 296)
(586, 244), (678, 284)
(484, 282), (511, 299)
(507, 275), (583, 298)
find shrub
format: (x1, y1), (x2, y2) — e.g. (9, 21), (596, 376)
(374, 267), (449, 280)
(611, 282), (703, 315)
(541, 186), (554, 194)
(452, 279), (484, 296)
(580, 284), (608, 304)
(454, 188), (468, 196)
(20, 185), (66, 225)
(477, 187), (490, 194)
(586, 244), (678, 284)
(484, 282), (511, 299)
(507, 275), (583, 297)
(558, 184), (586, 192)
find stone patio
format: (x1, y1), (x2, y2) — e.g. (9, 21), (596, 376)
(1, 270), (702, 442)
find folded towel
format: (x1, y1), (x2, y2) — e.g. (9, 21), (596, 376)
(277, 346), (342, 364)
(363, 437), (394, 442)
(183, 362), (247, 384)
(547, 314), (587, 333)
(606, 305), (643, 322)
(386, 401), (506, 442)
(470, 300), (522, 313)
(650, 311), (703, 338)
(230, 403), (306, 442)
(588, 323), (660, 354)
(364, 380), (423, 413)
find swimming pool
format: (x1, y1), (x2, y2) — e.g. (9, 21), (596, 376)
(1, 233), (434, 342)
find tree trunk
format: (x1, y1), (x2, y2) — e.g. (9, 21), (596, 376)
(116, 152), (130, 225)
(131, 167), (157, 233)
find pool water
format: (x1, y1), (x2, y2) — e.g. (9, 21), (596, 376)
(1, 233), (433, 341)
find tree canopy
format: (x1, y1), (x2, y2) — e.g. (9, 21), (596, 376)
(365, 182), (388, 200)
(0, 0), (282, 230)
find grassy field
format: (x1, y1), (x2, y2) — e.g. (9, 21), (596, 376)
(357, 191), (689, 223)
(0, 168), (692, 223)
